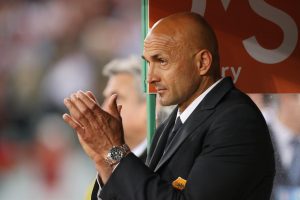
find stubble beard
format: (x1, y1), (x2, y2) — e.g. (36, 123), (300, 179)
(158, 93), (179, 107)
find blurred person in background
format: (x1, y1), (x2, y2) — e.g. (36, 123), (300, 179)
(100, 55), (173, 160)
(268, 94), (300, 200)
(85, 55), (147, 199)
(101, 55), (148, 160)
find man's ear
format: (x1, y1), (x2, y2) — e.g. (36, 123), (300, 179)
(195, 49), (212, 75)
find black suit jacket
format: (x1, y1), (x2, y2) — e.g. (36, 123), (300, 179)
(98, 77), (275, 200)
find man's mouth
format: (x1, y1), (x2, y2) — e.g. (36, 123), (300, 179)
(156, 87), (167, 94)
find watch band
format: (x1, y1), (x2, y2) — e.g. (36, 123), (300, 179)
(105, 144), (130, 166)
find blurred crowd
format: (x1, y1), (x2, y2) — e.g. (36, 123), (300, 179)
(248, 94), (300, 200)
(0, 1), (299, 200)
(0, 0), (141, 199)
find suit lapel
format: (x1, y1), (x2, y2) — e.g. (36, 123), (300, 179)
(148, 110), (177, 170)
(154, 108), (215, 171)
(154, 77), (234, 172)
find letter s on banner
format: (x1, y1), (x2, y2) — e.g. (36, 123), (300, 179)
(243, 0), (298, 64)
(192, 0), (231, 15)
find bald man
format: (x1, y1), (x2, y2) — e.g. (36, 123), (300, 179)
(63, 12), (275, 200)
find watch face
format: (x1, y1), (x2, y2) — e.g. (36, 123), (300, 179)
(106, 144), (130, 165)
(109, 147), (124, 161)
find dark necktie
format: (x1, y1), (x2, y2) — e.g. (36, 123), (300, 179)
(288, 137), (300, 185)
(165, 117), (183, 149)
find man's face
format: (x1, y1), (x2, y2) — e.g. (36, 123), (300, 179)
(143, 32), (201, 109)
(103, 73), (146, 144)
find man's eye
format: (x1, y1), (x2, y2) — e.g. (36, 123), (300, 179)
(159, 59), (167, 65)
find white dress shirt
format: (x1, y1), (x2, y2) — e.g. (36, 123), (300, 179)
(131, 139), (147, 158)
(177, 78), (222, 123)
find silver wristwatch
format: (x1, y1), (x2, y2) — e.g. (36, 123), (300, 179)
(105, 144), (130, 166)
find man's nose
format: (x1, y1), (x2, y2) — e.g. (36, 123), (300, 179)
(147, 65), (160, 84)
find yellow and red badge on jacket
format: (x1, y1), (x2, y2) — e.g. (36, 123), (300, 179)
(172, 177), (187, 191)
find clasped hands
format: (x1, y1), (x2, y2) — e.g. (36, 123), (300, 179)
(63, 90), (125, 183)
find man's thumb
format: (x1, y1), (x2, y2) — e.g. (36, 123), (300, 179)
(104, 94), (121, 120)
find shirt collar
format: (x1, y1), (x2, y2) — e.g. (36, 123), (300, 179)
(131, 139), (147, 157)
(177, 78), (223, 123)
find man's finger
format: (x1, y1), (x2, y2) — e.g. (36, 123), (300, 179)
(62, 113), (84, 134)
(72, 93), (105, 132)
(103, 94), (121, 120)
(72, 93), (95, 120)
(65, 95), (91, 128)
(86, 91), (98, 103)
(77, 91), (103, 114)
(117, 105), (122, 113)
